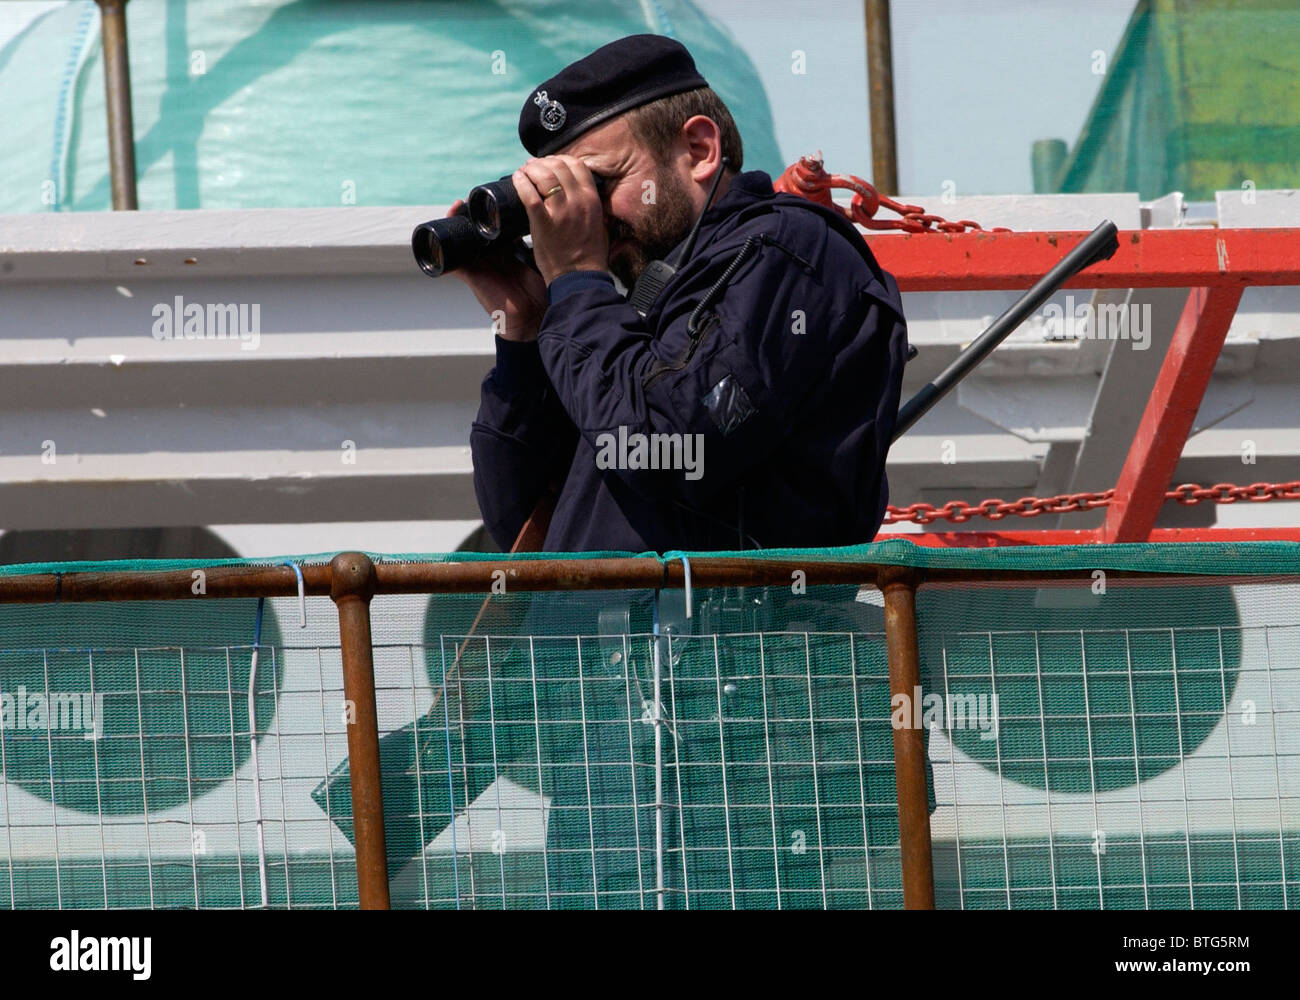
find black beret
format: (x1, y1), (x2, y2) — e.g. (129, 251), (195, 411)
(519, 34), (708, 157)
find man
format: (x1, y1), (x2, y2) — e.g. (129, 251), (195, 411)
(456, 34), (908, 553)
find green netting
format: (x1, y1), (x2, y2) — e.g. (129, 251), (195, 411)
(1043, 0), (1300, 201)
(3, 537), (1300, 576)
(0, 541), (1297, 909)
(0, 0), (783, 214)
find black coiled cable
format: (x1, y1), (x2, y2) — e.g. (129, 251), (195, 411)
(686, 235), (763, 335)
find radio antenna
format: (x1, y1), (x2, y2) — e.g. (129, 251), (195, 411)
(672, 156), (730, 266)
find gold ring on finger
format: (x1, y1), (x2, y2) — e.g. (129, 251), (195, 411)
(542, 185), (563, 199)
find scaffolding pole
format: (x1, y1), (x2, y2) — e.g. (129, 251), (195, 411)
(95, 0), (139, 210)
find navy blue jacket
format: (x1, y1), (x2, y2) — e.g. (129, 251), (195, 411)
(470, 169), (908, 553)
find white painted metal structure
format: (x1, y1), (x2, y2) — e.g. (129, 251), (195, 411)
(1, 189), (1297, 558)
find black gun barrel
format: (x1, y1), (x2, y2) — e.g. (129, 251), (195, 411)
(892, 219), (1120, 442)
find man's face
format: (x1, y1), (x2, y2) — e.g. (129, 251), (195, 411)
(561, 117), (698, 289)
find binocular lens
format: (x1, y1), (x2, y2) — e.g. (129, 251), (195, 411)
(411, 210), (489, 277)
(468, 178), (519, 242)
(468, 172), (607, 242)
(411, 223), (443, 276)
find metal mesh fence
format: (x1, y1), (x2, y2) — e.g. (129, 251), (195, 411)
(360, 628), (901, 910)
(0, 595), (352, 909)
(0, 573), (1295, 909)
(920, 584), (1299, 910)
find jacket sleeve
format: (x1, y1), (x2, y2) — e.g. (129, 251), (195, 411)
(470, 336), (578, 550)
(536, 232), (860, 504)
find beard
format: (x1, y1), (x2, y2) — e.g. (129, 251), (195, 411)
(605, 166), (697, 290)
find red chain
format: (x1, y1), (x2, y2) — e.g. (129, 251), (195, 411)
(774, 153), (1012, 234)
(883, 482), (1300, 525)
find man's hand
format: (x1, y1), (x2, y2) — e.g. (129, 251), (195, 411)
(444, 199), (547, 342)
(513, 156), (610, 286)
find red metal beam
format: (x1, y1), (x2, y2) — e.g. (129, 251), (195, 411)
(866, 227), (1300, 291)
(870, 225), (1300, 543)
(1100, 286), (1244, 542)
(882, 527), (1300, 547)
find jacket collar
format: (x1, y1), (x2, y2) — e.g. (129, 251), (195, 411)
(699, 169), (774, 229)
(666, 169), (774, 264)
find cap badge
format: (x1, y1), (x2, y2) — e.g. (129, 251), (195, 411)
(533, 89), (567, 132)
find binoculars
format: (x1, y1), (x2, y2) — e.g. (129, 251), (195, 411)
(412, 172), (607, 277)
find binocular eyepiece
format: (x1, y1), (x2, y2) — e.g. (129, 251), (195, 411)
(412, 172), (607, 277)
